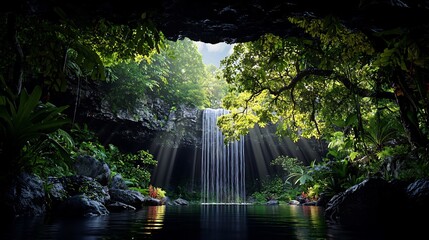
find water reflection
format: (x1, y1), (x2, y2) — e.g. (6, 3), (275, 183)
(201, 204), (248, 239)
(143, 205), (165, 234)
(2, 204), (402, 240)
(198, 204), (328, 240)
(244, 205), (327, 240)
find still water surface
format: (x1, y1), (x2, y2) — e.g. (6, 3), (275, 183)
(2, 204), (402, 240)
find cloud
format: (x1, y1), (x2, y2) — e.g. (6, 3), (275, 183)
(205, 42), (228, 52)
(195, 41), (231, 53)
(194, 41), (205, 52)
(193, 41), (234, 67)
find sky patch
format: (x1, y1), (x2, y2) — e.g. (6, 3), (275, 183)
(194, 41), (234, 68)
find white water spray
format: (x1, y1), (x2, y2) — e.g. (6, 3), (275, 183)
(201, 109), (246, 204)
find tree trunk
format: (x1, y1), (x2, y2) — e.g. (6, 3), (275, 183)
(394, 84), (427, 149)
(6, 12), (24, 95)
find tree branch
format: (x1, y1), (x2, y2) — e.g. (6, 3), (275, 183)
(267, 67), (395, 101)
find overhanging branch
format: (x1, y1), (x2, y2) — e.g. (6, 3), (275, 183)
(266, 67), (395, 101)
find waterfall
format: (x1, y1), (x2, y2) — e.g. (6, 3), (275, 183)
(201, 108), (246, 204)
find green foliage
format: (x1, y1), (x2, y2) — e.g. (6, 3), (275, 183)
(86, 18), (165, 66)
(0, 85), (70, 178)
(364, 111), (405, 152)
(250, 176), (300, 203)
(102, 61), (160, 114)
(286, 168), (314, 186)
(322, 160), (364, 195)
(69, 123), (99, 143)
(0, 13), (167, 185)
(149, 38), (211, 108)
(396, 156), (429, 180)
(216, 15), (429, 200)
(271, 156), (305, 175)
(106, 145), (157, 188)
(24, 129), (75, 179)
(372, 28), (427, 71)
(271, 151), (367, 199)
(73, 141), (108, 162)
(129, 187), (149, 196)
(203, 65), (228, 108)
(271, 156), (314, 186)
(288, 16), (375, 61)
(286, 159), (365, 198)
(371, 28), (429, 148)
(218, 16), (383, 143)
(376, 145), (409, 160)
(216, 14), (429, 160)
(102, 38), (226, 115)
(0, 12), (164, 96)
(251, 192), (268, 203)
(326, 131), (356, 160)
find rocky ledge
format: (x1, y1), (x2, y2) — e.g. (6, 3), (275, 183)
(1, 155), (175, 218)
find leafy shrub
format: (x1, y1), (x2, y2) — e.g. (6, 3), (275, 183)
(250, 176), (299, 203)
(149, 185), (166, 199)
(0, 85), (70, 179)
(107, 145), (157, 188)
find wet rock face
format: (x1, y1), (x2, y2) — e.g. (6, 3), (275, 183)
(406, 179), (429, 209)
(57, 80), (202, 153)
(84, 101), (202, 153)
(2, 173), (46, 218)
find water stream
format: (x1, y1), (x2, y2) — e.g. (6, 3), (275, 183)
(201, 109), (246, 203)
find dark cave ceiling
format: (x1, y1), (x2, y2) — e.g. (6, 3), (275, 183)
(3, 0), (429, 43)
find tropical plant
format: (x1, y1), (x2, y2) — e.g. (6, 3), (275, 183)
(271, 155), (314, 186)
(286, 168), (314, 186)
(325, 131), (356, 160)
(364, 111), (405, 152)
(24, 128), (75, 179)
(0, 84), (70, 180)
(148, 184), (167, 199)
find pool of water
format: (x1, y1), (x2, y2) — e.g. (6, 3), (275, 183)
(1, 204), (413, 239)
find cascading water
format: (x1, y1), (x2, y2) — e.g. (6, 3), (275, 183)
(201, 108), (246, 204)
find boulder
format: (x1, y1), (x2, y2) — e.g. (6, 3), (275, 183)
(324, 178), (407, 226)
(59, 175), (110, 204)
(109, 188), (145, 208)
(106, 202), (137, 212)
(2, 172), (46, 218)
(73, 155), (111, 186)
(56, 195), (109, 217)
